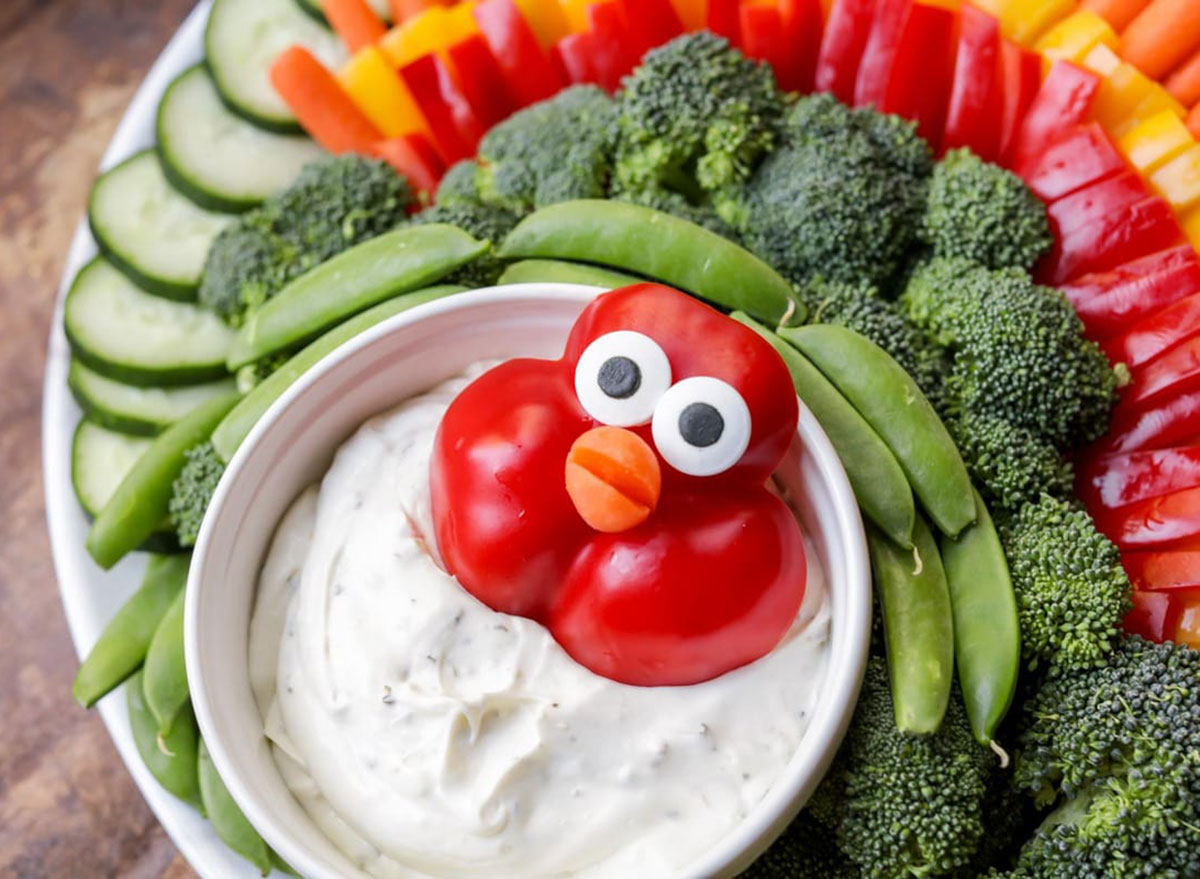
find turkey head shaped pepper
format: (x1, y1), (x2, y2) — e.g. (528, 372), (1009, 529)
(430, 284), (806, 686)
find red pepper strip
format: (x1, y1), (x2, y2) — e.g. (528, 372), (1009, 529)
(781, 0), (823, 94)
(1017, 123), (1127, 202)
(741, 4), (799, 92)
(854, 0), (911, 110)
(446, 34), (517, 130)
(1103, 291), (1200, 369)
(1118, 336), (1200, 415)
(880, 2), (957, 146)
(1093, 484), (1200, 549)
(270, 46), (383, 155)
(1010, 61), (1101, 171)
(617, 0), (683, 62)
(1062, 245), (1200, 338)
(998, 41), (1042, 164)
(1123, 551), (1200, 592)
(706, 0), (741, 45)
(1040, 195), (1183, 285)
(473, 0), (565, 107)
(1077, 445), (1200, 509)
(324, 0), (387, 53)
(942, 4), (1003, 161)
(815, 0), (875, 104)
(1091, 389), (1200, 456)
(551, 32), (600, 86)
(1046, 171), (1151, 243)
(587, 2), (635, 93)
(1123, 589), (1179, 641)
(369, 133), (446, 198)
(398, 54), (485, 165)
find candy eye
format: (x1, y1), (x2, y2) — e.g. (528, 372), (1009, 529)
(574, 332), (672, 426)
(651, 377), (751, 476)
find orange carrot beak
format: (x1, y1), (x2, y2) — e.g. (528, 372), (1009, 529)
(565, 426), (662, 533)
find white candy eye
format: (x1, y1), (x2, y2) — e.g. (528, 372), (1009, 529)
(574, 331), (672, 427)
(652, 377), (751, 477)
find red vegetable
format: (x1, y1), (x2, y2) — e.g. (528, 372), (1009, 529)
(473, 0), (565, 106)
(1040, 194), (1183, 285)
(369, 132), (445, 196)
(1123, 550), (1200, 591)
(998, 41), (1042, 163)
(1077, 444), (1200, 509)
(741, 3), (802, 92)
(815, 0), (875, 103)
(1062, 245), (1200, 338)
(1046, 171), (1151, 242)
(1017, 122), (1127, 202)
(1010, 60), (1101, 170)
(618, 0), (684, 60)
(941, 4), (1003, 161)
(446, 34), (517, 129)
(587, 1), (635, 92)
(1092, 388), (1200, 455)
(551, 32), (600, 85)
(398, 54), (485, 164)
(430, 285), (805, 687)
(269, 46), (383, 155)
(854, 0), (911, 110)
(1102, 290), (1200, 368)
(1123, 589), (1180, 640)
(1117, 336), (1200, 414)
(879, 1), (957, 145)
(781, 0), (823, 94)
(1093, 484), (1200, 549)
(706, 0), (741, 44)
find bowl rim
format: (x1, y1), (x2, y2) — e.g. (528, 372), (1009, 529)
(186, 283), (872, 879)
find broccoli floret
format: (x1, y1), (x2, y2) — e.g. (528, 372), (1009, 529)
(436, 160), (484, 206)
(613, 32), (786, 212)
(727, 94), (933, 290)
(814, 658), (992, 879)
(200, 156), (413, 326)
(407, 201), (521, 288)
(475, 86), (618, 213)
(168, 441), (225, 548)
(921, 149), (1052, 272)
(950, 411), (1074, 513)
(741, 811), (860, 879)
(235, 351), (291, 394)
(998, 495), (1132, 674)
(998, 637), (1200, 879)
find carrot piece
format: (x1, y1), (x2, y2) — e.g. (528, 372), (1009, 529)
(1121, 0), (1200, 80)
(324, 0), (387, 52)
(270, 46), (383, 154)
(1190, 102), (1200, 139)
(1166, 47), (1200, 107)
(389, 0), (454, 24)
(1081, 0), (1151, 32)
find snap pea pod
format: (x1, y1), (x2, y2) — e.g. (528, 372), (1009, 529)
(781, 325), (975, 538)
(127, 670), (202, 811)
(198, 738), (274, 876)
(939, 490), (1020, 751)
(227, 224), (487, 369)
(868, 516), (954, 734)
(733, 312), (915, 548)
(143, 587), (188, 737)
(497, 258), (642, 289)
(498, 200), (800, 324)
(73, 554), (190, 707)
(211, 284), (467, 462)
(86, 391), (240, 569)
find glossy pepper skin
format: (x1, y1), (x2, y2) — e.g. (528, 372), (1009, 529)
(430, 284), (805, 686)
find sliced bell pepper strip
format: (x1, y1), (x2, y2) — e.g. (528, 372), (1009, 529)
(618, 0), (684, 61)
(398, 53), (485, 164)
(1081, 0), (1152, 32)
(1078, 445), (1200, 510)
(1093, 484), (1200, 549)
(1116, 335), (1200, 413)
(1017, 122), (1126, 202)
(1080, 42), (1122, 78)
(1001, 0), (1076, 45)
(325, 0), (388, 52)
(879, 2), (957, 146)
(1092, 387), (1200, 455)
(1166, 46), (1200, 108)
(998, 40), (1042, 162)
(586, 1), (635, 92)
(270, 46), (383, 155)
(1123, 589), (1179, 641)
(854, 0), (911, 109)
(1041, 194), (1183, 285)
(473, 0), (565, 107)
(1103, 291), (1200, 369)
(1174, 593), (1200, 646)
(1035, 10), (1118, 66)
(1122, 0), (1200, 81)
(389, 0), (454, 23)
(1189, 103), (1200, 140)
(514, 0), (571, 48)
(446, 33), (517, 128)
(815, 0), (875, 104)
(781, 0), (824, 95)
(551, 31), (600, 85)
(1119, 110), (1195, 175)
(339, 46), (430, 138)
(381, 4), (480, 68)
(1046, 170), (1152, 241)
(1185, 204), (1200, 251)
(741, 2), (802, 92)
(1010, 60), (1101, 170)
(706, 0), (741, 45)
(1148, 143), (1200, 213)
(370, 132), (445, 196)
(942, 5), (1003, 161)
(1092, 62), (1186, 140)
(558, 0), (591, 32)
(1063, 245), (1200, 338)
(1123, 550), (1200, 592)
(668, 0), (705, 32)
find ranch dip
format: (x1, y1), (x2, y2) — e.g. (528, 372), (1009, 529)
(249, 368), (832, 879)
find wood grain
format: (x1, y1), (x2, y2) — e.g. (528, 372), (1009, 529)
(0, 1), (199, 876)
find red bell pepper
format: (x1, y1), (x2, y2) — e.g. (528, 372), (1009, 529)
(1123, 550), (1200, 592)
(1093, 484), (1200, 549)
(1174, 593), (1200, 647)
(1091, 388), (1200, 456)
(1017, 123), (1127, 202)
(1117, 336), (1200, 415)
(398, 53), (485, 165)
(941, 4), (1003, 161)
(551, 32), (600, 85)
(854, 0), (911, 110)
(1103, 291), (1200, 369)
(815, 0), (875, 104)
(1046, 171), (1152, 242)
(1077, 445), (1200, 510)
(369, 132), (446, 197)
(741, 4), (801, 92)
(618, 0), (683, 61)
(706, 0), (741, 45)
(880, 2), (957, 146)
(1123, 589), (1180, 641)
(998, 41), (1042, 164)
(446, 33), (517, 129)
(1010, 60), (1101, 171)
(473, 0), (565, 107)
(587, 2), (635, 92)
(1040, 194), (1183, 285)
(781, 0), (823, 94)
(1062, 245), (1200, 338)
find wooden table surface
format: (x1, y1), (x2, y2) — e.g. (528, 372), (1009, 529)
(0, 1), (200, 876)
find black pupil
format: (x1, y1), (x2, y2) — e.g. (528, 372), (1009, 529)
(598, 356), (641, 399)
(679, 402), (724, 448)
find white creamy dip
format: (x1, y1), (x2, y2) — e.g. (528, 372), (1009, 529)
(249, 369), (832, 879)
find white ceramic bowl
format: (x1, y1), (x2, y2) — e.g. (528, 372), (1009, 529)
(186, 283), (872, 879)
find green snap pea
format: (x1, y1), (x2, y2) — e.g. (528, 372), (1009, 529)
(227, 224), (487, 369)
(939, 489), (1021, 752)
(127, 670), (202, 811)
(86, 391), (240, 570)
(73, 554), (190, 707)
(498, 200), (800, 324)
(733, 312), (915, 548)
(211, 284), (467, 462)
(868, 516), (954, 735)
(781, 324), (975, 538)
(143, 587), (188, 737)
(497, 258), (642, 289)
(198, 738), (274, 876)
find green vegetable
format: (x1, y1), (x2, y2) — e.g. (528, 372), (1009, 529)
(211, 284), (466, 461)
(86, 392), (240, 570)
(73, 554), (190, 707)
(497, 259), (642, 289)
(499, 199), (798, 324)
(143, 587), (188, 737)
(733, 312), (915, 548)
(920, 148), (1051, 272)
(198, 738), (274, 875)
(407, 201), (521, 287)
(168, 442), (226, 548)
(867, 517), (954, 734)
(938, 490), (1020, 750)
(781, 324), (975, 537)
(950, 410), (1074, 513)
(434, 159), (484, 206)
(199, 155), (414, 327)
(128, 671), (202, 811)
(227, 224), (487, 368)
(998, 495), (1132, 674)
(741, 811), (860, 878)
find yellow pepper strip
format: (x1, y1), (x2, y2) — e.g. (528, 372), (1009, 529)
(1184, 205), (1200, 252)
(380, 4), (479, 68)
(1036, 10), (1119, 65)
(338, 46), (429, 138)
(558, 0), (591, 33)
(1081, 42), (1122, 77)
(1120, 111), (1196, 175)
(1093, 61), (1184, 139)
(972, 0), (1074, 46)
(1150, 143), (1200, 213)
(514, 0), (572, 47)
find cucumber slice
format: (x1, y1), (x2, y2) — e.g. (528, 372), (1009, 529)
(65, 258), (237, 387)
(69, 359), (237, 437)
(206, 0), (348, 133)
(295, 0), (390, 22)
(157, 66), (325, 213)
(89, 150), (233, 300)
